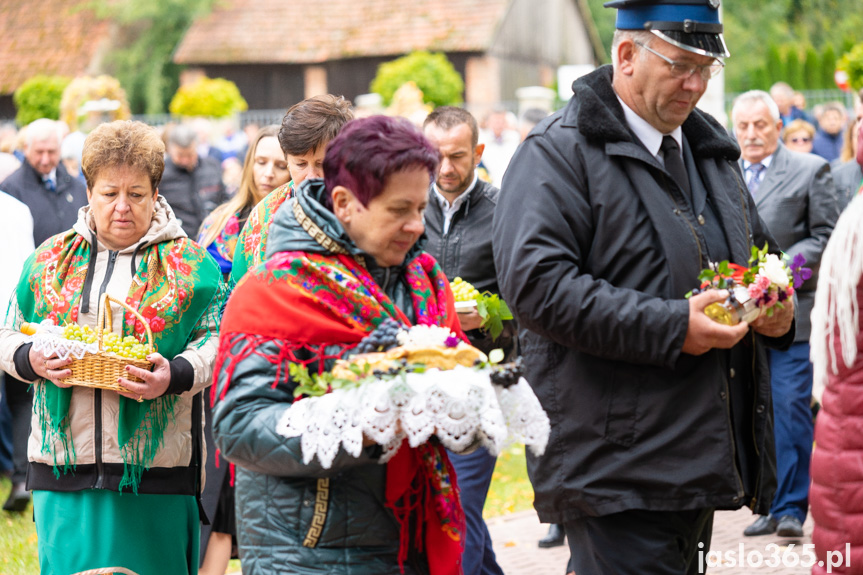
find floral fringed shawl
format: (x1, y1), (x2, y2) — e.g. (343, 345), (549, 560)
(215, 249), (466, 575)
(229, 181), (293, 285)
(16, 230), (224, 493)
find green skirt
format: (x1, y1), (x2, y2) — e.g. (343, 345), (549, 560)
(33, 489), (199, 575)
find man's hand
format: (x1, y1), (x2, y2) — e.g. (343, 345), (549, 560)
(752, 297), (794, 338)
(681, 290), (750, 356)
(457, 309), (484, 331)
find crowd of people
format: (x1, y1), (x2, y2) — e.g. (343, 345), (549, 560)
(1, 1), (863, 574)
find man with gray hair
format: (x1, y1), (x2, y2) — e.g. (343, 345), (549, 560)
(731, 89), (838, 538)
(0, 118), (87, 246)
(159, 123), (225, 237)
(0, 118), (86, 512)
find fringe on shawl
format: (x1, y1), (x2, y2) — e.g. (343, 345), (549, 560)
(191, 280), (230, 350)
(35, 382), (76, 477)
(118, 395), (178, 493)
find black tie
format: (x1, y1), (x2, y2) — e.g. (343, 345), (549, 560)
(660, 136), (690, 198)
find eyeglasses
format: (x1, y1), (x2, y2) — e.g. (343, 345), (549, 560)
(635, 41), (725, 81)
(790, 137), (811, 144)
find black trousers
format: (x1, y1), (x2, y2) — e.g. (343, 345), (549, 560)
(564, 507), (714, 575)
(3, 374), (32, 484)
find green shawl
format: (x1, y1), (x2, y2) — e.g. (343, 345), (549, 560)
(16, 229), (224, 492)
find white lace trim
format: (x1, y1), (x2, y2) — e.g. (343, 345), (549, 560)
(276, 365), (550, 469)
(28, 322), (99, 360)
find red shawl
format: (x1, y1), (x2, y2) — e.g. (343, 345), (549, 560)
(215, 249), (466, 574)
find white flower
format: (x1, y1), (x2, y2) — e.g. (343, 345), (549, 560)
(399, 324), (457, 347)
(759, 254), (789, 288)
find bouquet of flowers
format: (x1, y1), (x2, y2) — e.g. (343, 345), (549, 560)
(688, 244), (811, 326)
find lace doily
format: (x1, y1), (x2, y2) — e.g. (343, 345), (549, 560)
(276, 365), (550, 469)
(27, 322), (98, 360)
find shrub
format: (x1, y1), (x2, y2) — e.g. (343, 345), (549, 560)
(837, 43), (863, 92)
(13, 75), (71, 126)
(370, 51), (464, 108)
(169, 77), (248, 118)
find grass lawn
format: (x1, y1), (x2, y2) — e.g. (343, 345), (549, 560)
(0, 477), (38, 575)
(0, 446), (534, 574)
(484, 443), (535, 518)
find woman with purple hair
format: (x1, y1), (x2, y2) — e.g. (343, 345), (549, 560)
(211, 116), (466, 574)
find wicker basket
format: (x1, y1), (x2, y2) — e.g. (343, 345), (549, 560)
(65, 293), (154, 394)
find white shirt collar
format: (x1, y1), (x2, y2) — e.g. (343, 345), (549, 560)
(434, 174), (478, 235)
(434, 173), (478, 209)
(742, 153), (774, 171)
(616, 95), (683, 160)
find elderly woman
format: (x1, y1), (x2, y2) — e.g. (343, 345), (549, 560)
(782, 118), (816, 154)
(213, 116), (464, 574)
(230, 94), (353, 284)
(0, 120), (223, 574)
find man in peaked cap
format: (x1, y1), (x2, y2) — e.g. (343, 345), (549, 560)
(492, 1), (794, 573)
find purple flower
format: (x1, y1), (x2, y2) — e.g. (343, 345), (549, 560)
(789, 253), (812, 289)
(444, 335), (460, 348)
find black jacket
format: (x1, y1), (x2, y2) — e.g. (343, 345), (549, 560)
(159, 156), (225, 238)
(0, 161), (87, 246)
(492, 66), (793, 523)
(424, 180), (515, 356)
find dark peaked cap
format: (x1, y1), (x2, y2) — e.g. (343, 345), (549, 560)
(604, 0), (730, 59)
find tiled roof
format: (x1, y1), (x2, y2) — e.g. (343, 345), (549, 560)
(175, 0), (511, 65)
(0, 0), (110, 94)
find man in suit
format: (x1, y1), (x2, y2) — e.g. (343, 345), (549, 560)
(0, 118), (87, 246)
(732, 90), (839, 538)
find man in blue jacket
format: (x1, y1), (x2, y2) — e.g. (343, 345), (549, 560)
(493, 1), (795, 573)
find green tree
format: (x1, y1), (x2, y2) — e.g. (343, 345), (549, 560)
(370, 51), (464, 108)
(751, 66), (771, 91)
(803, 46), (820, 90)
(13, 75), (71, 126)
(785, 48), (803, 89)
(85, 0), (217, 115)
(766, 44), (785, 86)
(169, 77), (248, 117)
(585, 0), (616, 57)
(821, 44), (837, 89)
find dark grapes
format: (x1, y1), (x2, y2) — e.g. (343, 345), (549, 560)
(354, 318), (405, 354)
(490, 357), (524, 388)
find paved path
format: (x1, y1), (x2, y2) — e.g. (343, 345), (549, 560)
(226, 506), (818, 574)
(488, 508), (817, 575)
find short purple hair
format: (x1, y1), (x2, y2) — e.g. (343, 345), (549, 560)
(323, 115), (440, 209)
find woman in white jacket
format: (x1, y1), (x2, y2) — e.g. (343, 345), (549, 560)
(0, 120), (224, 575)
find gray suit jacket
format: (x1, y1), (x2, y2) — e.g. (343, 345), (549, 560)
(832, 160), (862, 213)
(742, 144), (838, 341)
